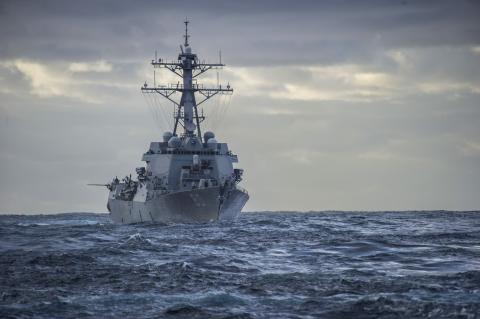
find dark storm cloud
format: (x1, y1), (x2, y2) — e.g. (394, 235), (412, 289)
(1, 0), (479, 65)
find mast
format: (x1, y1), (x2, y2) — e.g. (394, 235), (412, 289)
(141, 19), (233, 142)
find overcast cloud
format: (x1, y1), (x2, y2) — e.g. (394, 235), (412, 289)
(1, 0), (479, 213)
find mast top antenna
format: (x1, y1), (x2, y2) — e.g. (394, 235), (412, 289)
(184, 18), (190, 47)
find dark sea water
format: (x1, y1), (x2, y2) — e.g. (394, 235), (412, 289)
(1, 211), (479, 319)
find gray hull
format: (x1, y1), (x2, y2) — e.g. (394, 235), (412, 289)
(108, 186), (248, 224)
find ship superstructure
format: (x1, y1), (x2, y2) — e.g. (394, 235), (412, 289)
(103, 20), (248, 223)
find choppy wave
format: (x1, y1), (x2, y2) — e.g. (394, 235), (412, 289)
(1, 211), (479, 318)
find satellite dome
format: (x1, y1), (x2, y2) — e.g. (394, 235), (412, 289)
(204, 131), (215, 142)
(207, 138), (217, 145)
(163, 131), (173, 143)
(168, 136), (181, 148)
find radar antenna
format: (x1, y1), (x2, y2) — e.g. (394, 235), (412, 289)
(184, 18), (190, 47)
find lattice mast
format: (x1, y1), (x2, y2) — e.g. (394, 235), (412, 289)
(141, 19), (233, 142)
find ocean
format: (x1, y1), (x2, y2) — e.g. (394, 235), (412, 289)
(1, 211), (479, 318)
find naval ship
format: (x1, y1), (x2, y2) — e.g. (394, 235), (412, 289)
(97, 21), (249, 224)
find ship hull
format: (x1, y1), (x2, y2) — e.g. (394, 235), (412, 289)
(108, 186), (248, 224)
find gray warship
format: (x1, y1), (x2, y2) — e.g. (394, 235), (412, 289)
(99, 21), (249, 224)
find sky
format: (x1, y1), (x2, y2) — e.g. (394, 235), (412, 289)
(0, 0), (479, 213)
